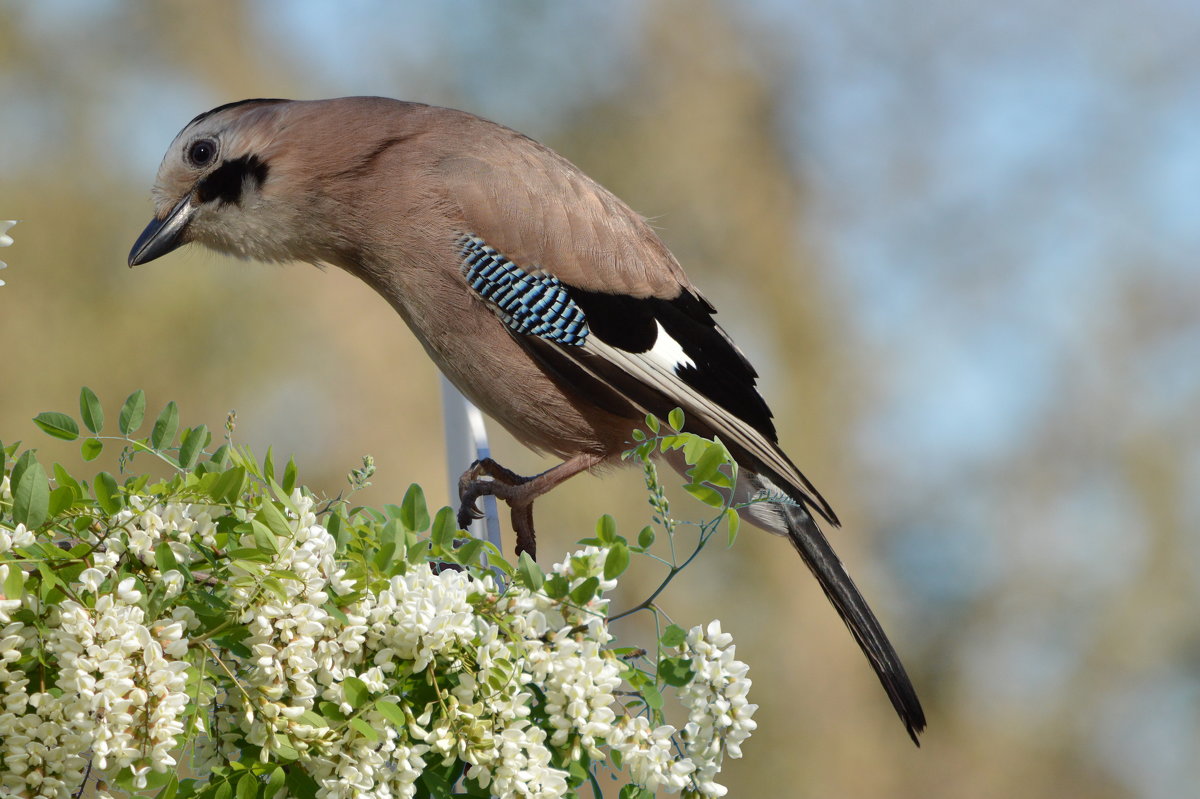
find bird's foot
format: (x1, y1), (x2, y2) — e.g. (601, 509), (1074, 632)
(457, 458), (539, 559)
(455, 453), (604, 562)
(456, 458), (529, 524)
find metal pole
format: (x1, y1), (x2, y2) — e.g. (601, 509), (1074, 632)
(440, 376), (503, 553)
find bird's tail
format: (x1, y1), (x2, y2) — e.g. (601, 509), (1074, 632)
(737, 471), (927, 744)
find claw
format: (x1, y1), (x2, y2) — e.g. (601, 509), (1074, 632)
(456, 491), (485, 529)
(452, 453), (603, 563)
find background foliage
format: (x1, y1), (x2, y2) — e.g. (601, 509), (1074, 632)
(2, 1), (1197, 796)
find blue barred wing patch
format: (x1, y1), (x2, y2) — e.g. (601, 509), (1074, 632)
(458, 234), (589, 346)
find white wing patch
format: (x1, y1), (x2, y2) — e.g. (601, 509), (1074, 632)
(647, 321), (695, 371)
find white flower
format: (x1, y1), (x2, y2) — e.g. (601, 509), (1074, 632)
(115, 576), (142, 604)
(677, 620), (759, 798)
(78, 567), (106, 593)
(609, 716), (695, 794)
(0, 523), (35, 554)
(0, 220), (14, 286)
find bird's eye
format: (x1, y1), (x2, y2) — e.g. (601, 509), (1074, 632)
(187, 138), (218, 167)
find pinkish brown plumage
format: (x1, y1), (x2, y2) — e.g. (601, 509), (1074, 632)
(130, 96), (925, 742)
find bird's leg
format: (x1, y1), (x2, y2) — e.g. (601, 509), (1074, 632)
(457, 453), (603, 559)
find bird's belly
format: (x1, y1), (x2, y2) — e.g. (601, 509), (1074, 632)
(408, 301), (636, 460)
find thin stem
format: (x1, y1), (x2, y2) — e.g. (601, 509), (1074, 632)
(609, 517), (717, 626)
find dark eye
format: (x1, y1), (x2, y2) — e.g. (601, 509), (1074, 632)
(187, 138), (218, 167)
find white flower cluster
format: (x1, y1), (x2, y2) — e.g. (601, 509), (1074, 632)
(232, 501), (621, 799)
(605, 620), (757, 798)
(678, 621), (758, 797)
(0, 496), (205, 797)
(0, 484), (756, 798)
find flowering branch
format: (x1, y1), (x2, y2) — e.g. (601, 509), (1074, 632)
(0, 389), (757, 799)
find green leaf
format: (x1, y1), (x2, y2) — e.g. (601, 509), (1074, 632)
(683, 483), (725, 508)
(282, 456), (298, 494)
(689, 441), (728, 484)
(79, 387), (104, 434)
(570, 576), (600, 606)
(251, 520), (280, 554)
(517, 551), (543, 591)
(620, 784), (655, 799)
(399, 484), (430, 532)
(47, 485), (74, 518)
(642, 682), (664, 710)
(486, 550), (516, 576)
(659, 656), (696, 687)
(660, 624), (688, 647)
(155, 542), (179, 574)
(637, 526), (655, 549)
(603, 542), (630, 580)
(656, 434), (681, 453)
(33, 412), (79, 441)
(52, 463), (80, 494)
(235, 772), (258, 799)
(158, 774), (180, 799)
(667, 407), (685, 431)
(256, 500), (292, 540)
(373, 540), (397, 572)
(725, 507), (741, 546)
(151, 400), (179, 449)
(285, 767), (320, 799)
(298, 709), (331, 728)
(644, 413), (660, 434)
(681, 433), (707, 463)
(118, 390), (146, 435)
(544, 574), (569, 599)
(11, 451), (49, 528)
(430, 506), (456, 552)
(349, 717), (380, 742)
(210, 466), (247, 504)
(80, 437), (103, 461)
(209, 443), (232, 469)
(454, 537), (485, 567)
(419, 768), (453, 799)
(341, 676), (370, 707)
(3, 561), (25, 599)
(262, 447), (275, 483)
(93, 471), (122, 515)
(178, 424), (208, 470)
(595, 514), (617, 544)
(708, 468), (734, 489)
(265, 768), (286, 798)
(373, 699), (407, 727)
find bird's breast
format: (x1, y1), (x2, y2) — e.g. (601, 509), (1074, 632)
(344, 238), (637, 460)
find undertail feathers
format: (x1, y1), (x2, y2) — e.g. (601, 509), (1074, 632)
(741, 472), (927, 744)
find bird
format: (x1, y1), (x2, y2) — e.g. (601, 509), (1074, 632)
(128, 96), (926, 743)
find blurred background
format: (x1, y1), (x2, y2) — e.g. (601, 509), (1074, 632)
(2, 0), (1198, 796)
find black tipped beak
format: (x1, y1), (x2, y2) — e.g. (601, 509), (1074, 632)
(128, 195), (195, 267)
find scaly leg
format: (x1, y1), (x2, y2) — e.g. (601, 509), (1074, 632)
(457, 453), (603, 559)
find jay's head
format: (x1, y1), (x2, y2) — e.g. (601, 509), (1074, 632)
(129, 98), (299, 267)
(129, 97), (436, 269)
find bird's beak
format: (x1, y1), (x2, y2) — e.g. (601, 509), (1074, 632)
(128, 194), (195, 267)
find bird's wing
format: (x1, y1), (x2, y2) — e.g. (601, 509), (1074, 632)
(440, 146), (838, 525)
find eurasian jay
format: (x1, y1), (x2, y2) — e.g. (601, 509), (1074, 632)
(129, 97), (925, 742)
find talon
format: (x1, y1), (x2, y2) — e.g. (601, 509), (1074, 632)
(456, 495), (484, 529)
(453, 453), (600, 560)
